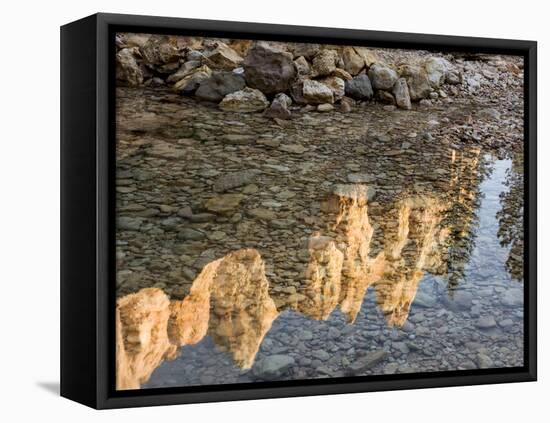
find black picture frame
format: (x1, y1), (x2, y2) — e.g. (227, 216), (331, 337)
(60, 12), (537, 409)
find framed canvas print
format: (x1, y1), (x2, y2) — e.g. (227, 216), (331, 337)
(60, 13), (537, 409)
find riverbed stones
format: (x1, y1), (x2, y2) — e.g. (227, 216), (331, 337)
(475, 315), (497, 329)
(253, 355), (295, 378)
(501, 288), (523, 307)
(242, 43), (297, 95)
(368, 63), (399, 90)
(194, 71), (245, 102)
(219, 88), (269, 112)
(177, 227), (206, 241)
(302, 79), (334, 104)
(317, 103), (334, 112)
(204, 194), (245, 214)
(264, 93), (292, 120)
(213, 170), (259, 192)
(393, 77), (412, 110)
(347, 349), (388, 374)
(344, 74), (373, 100)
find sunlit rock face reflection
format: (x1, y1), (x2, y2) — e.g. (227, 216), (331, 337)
(117, 249), (278, 389)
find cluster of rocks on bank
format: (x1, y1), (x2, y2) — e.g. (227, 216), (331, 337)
(116, 33), (468, 117)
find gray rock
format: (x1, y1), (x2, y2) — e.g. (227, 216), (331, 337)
(475, 315), (497, 329)
(243, 43), (297, 95)
(345, 74), (373, 100)
(312, 349), (331, 361)
(393, 77), (412, 110)
(368, 63), (398, 90)
(347, 173), (375, 183)
(253, 354), (295, 377)
(117, 216), (143, 231)
(413, 292), (437, 308)
(302, 80), (334, 104)
(424, 57), (452, 88)
(476, 353), (494, 369)
(195, 71), (246, 102)
(501, 288), (523, 307)
(451, 290), (474, 310)
(219, 88), (269, 112)
(347, 349), (388, 374)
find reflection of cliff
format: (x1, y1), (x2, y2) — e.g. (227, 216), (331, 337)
(497, 153), (524, 281)
(117, 249), (278, 390)
(116, 288), (177, 390)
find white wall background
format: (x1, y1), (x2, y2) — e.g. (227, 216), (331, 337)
(0, 0), (546, 420)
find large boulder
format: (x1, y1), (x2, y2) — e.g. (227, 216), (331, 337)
(140, 35), (180, 66)
(424, 57), (452, 88)
(242, 43), (297, 95)
(219, 88), (269, 112)
(368, 63), (399, 90)
(195, 71), (246, 102)
(311, 50), (338, 77)
(202, 42), (243, 70)
(173, 65), (212, 94)
(319, 76), (345, 101)
(344, 74), (373, 100)
(116, 48), (143, 87)
(341, 46), (365, 75)
(399, 64), (432, 100)
(302, 79), (334, 104)
(392, 77), (411, 110)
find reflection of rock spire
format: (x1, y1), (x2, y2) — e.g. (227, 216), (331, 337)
(374, 196), (448, 327)
(117, 249), (278, 390)
(116, 288), (177, 390)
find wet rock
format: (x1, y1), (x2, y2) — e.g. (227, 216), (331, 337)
(247, 208), (277, 221)
(302, 80), (334, 104)
(204, 194), (245, 214)
(243, 43), (297, 95)
(399, 64), (432, 100)
(116, 48), (143, 87)
(213, 170), (259, 192)
(219, 88), (269, 112)
(475, 315), (497, 329)
(312, 350), (330, 361)
(312, 49), (338, 76)
(117, 216), (143, 231)
(332, 184), (375, 201)
(345, 74), (373, 100)
(279, 144), (308, 154)
(195, 71), (246, 102)
(253, 354), (295, 378)
(450, 290), (473, 310)
(202, 42), (243, 70)
(393, 77), (412, 110)
(347, 173), (375, 183)
(501, 288), (523, 307)
(476, 353), (494, 368)
(347, 349), (388, 374)
(413, 292), (437, 308)
(177, 227), (206, 241)
(368, 63), (399, 90)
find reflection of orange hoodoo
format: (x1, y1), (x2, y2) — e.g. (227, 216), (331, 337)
(116, 249), (278, 390)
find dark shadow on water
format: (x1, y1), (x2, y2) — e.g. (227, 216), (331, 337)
(36, 381), (60, 396)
